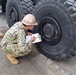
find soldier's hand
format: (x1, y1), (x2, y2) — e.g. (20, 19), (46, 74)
(30, 36), (36, 42)
(27, 32), (32, 36)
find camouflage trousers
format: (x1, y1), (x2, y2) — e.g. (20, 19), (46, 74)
(5, 44), (32, 57)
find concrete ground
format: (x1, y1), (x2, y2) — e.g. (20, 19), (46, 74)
(0, 13), (76, 75)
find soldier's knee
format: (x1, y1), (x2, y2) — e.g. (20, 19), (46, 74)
(12, 50), (31, 57)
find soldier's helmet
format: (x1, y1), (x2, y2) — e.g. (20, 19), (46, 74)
(22, 14), (38, 25)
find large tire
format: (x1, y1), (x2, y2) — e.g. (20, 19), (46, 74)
(6, 0), (34, 27)
(32, 0), (76, 61)
(32, 0), (40, 5)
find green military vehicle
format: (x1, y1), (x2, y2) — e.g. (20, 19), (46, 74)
(1, 0), (76, 61)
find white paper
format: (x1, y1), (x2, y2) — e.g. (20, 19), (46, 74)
(26, 35), (32, 43)
(32, 33), (42, 43)
(26, 33), (42, 44)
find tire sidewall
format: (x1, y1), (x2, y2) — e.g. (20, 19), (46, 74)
(32, 1), (75, 58)
(6, 0), (22, 27)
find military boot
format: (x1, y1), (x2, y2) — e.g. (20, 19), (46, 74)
(7, 53), (19, 64)
(0, 32), (4, 38)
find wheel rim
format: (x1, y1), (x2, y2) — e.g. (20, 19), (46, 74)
(38, 17), (62, 46)
(9, 7), (19, 22)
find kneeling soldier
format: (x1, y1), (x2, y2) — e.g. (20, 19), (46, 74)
(0, 14), (38, 64)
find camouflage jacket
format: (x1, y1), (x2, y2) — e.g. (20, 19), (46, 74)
(0, 22), (32, 52)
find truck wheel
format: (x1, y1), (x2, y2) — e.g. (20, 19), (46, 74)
(6, 0), (34, 27)
(32, 0), (76, 61)
(32, 0), (40, 5)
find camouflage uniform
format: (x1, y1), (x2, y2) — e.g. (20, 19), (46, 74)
(0, 22), (32, 57)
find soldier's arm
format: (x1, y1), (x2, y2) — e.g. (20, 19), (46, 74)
(17, 29), (32, 52)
